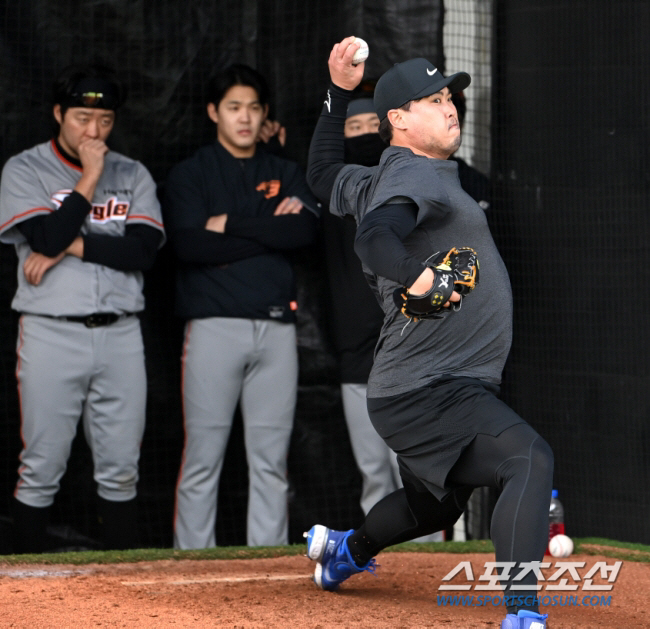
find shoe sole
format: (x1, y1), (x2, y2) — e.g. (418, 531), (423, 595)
(313, 562), (325, 588)
(304, 524), (329, 562)
(313, 561), (340, 591)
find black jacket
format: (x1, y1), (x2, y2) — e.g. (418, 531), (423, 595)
(164, 142), (319, 322)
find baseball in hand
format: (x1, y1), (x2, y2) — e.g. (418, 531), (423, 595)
(549, 534), (574, 558)
(351, 37), (369, 65)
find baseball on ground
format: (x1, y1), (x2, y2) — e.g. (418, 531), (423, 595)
(549, 534), (574, 558)
(352, 37), (369, 65)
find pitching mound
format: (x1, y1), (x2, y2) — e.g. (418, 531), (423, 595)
(1, 551), (647, 627)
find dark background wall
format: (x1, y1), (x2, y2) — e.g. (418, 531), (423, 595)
(0, 0), (446, 551)
(492, 0), (650, 543)
(0, 0), (648, 550)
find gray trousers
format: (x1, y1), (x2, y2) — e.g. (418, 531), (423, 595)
(174, 317), (297, 549)
(341, 383), (401, 514)
(14, 314), (146, 507)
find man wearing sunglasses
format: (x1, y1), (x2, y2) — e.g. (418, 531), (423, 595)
(0, 64), (164, 553)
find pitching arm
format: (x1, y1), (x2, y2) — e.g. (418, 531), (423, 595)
(307, 36), (366, 203)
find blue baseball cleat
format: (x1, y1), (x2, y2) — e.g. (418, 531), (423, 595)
(304, 524), (377, 591)
(501, 610), (548, 629)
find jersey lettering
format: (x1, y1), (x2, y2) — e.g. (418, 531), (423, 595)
(51, 190), (131, 223)
(91, 197), (130, 223)
(51, 189), (74, 207)
(255, 180), (281, 199)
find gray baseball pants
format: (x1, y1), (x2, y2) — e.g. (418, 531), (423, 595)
(14, 314), (146, 508)
(341, 383), (401, 515)
(174, 317), (297, 549)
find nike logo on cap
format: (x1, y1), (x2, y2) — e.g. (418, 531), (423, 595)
(427, 68), (438, 76)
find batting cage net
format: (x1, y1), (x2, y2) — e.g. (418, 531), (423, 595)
(0, 0), (648, 553)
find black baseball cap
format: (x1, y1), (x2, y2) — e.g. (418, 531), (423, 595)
(374, 58), (471, 120)
(346, 97), (375, 119)
(64, 77), (122, 110)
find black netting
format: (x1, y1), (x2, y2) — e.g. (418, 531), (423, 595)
(1, 0), (648, 552)
(492, 0), (650, 544)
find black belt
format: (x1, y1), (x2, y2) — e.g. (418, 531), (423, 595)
(38, 313), (134, 328)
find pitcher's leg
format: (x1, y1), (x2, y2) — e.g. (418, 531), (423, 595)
(347, 482), (473, 565)
(448, 423), (554, 613)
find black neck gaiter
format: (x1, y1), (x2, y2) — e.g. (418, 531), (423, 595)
(344, 133), (387, 167)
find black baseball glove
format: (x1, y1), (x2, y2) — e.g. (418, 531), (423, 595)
(427, 247), (480, 296)
(392, 247), (480, 322)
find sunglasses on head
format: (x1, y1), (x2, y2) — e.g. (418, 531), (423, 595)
(73, 92), (105, 106)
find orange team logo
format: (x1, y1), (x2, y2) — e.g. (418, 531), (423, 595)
(256, 180), (281, 199)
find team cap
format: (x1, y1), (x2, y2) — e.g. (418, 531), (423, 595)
(64, 77), (122, 110)
(346, 97), (376, 120)
(374, 58), (471, 120)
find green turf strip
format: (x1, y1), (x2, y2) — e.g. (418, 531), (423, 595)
(0, 538), (648, 566)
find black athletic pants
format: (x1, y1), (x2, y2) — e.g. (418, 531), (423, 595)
(347, 423), (554, 614)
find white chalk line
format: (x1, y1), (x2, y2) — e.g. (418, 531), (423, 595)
(0, 568), (93, 579)
(122, 574), (310, 586)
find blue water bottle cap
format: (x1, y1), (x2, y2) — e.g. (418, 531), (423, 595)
(551, 489), (558, 498)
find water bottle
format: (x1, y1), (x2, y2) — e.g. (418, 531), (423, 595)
(545, 489), (565, 555)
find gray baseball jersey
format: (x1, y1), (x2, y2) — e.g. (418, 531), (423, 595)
(0, 139), (164, 315)
(0, 138), (163, 523)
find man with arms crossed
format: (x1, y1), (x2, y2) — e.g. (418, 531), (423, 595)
(0, 64), (164, 552)
(165, 64), (320, 548)
(305, 37), (553, 629)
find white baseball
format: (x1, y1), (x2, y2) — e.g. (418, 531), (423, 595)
(549, 534), (574, 558)
(352, 37), (369, 65)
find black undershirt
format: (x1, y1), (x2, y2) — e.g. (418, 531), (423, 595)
(354, 203), (424, 287)
(18, 190), (91, 257)
(16, 140), (162, 271)
(307, 83), (350, 205)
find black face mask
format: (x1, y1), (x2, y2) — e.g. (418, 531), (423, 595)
(344, 133), (387, 167)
